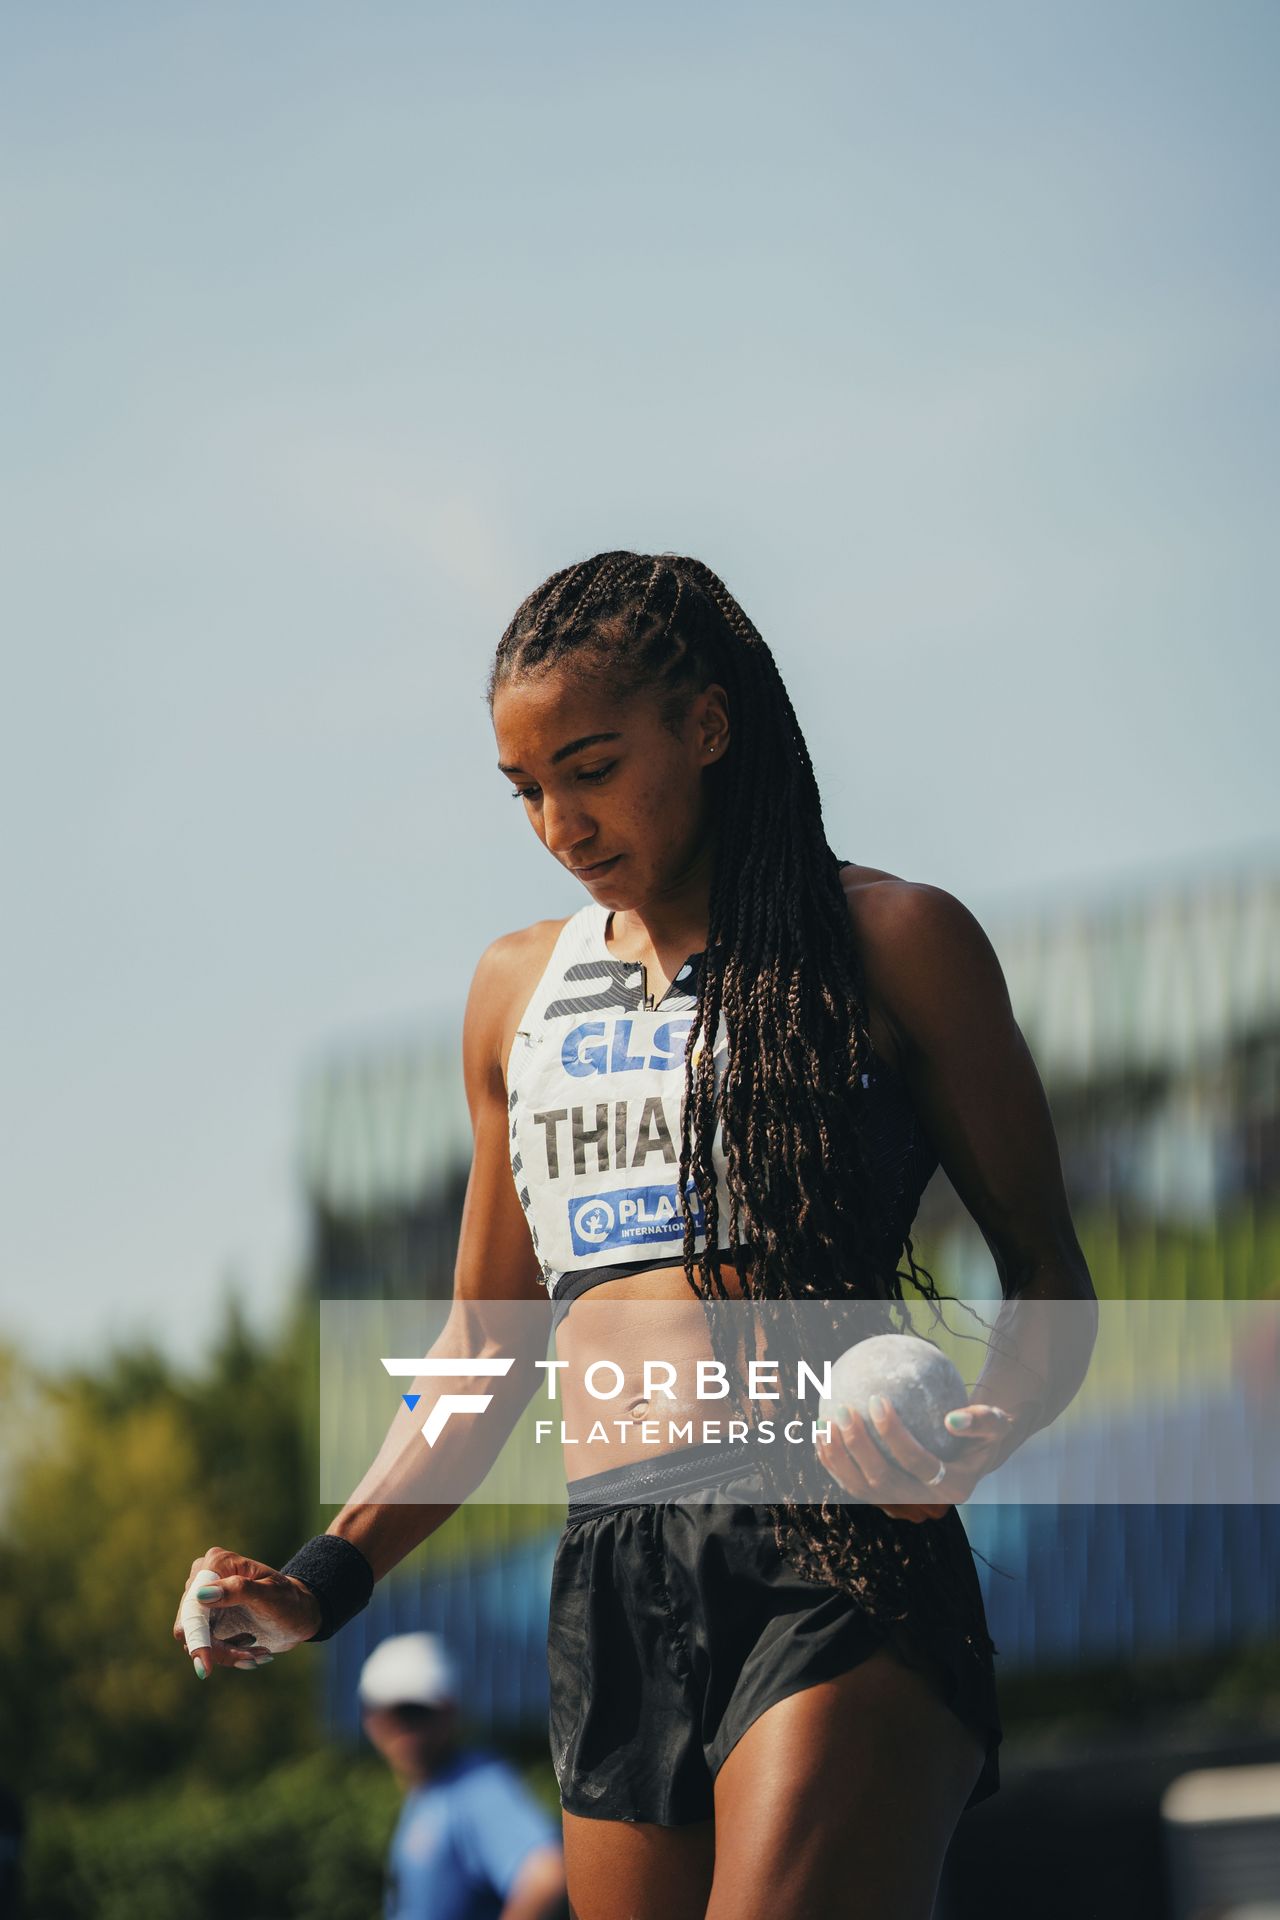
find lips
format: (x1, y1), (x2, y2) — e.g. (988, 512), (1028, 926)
(573, 855), (622, 875)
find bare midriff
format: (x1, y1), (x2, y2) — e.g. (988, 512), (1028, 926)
(554, 1256), (774, 1479)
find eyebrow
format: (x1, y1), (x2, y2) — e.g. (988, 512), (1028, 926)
(497, 730), (622, 775)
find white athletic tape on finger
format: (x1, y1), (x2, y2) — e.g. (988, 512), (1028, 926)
(180, 1567), (219, 1655)
(180, 1567), (298, 1657)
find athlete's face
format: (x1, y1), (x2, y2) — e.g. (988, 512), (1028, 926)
(492, 667), (730, 905)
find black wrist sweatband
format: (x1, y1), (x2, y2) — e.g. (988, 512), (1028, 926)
(280, 1534), (375, 1643)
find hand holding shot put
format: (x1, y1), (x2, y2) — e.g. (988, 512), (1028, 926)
(815, 1331), (1015, 1523)
(817, 1397), (1015, 1523)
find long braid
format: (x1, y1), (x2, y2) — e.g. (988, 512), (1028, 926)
(487, 552), (997, 1653)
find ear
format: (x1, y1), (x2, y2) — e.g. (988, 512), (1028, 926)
(695, 683), (731, 762)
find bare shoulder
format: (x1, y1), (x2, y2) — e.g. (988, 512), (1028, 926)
(837, 863), (1000, 1063)
(839, 860), (960, 949)
(837, 860), (909, 907)
(839, 863), (1010, 1069)
(466, 916), (571, 1096)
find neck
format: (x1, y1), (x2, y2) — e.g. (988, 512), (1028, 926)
(606, 842), (716, 959)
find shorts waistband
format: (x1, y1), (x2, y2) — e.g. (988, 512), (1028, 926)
(564, 1438), (777, 1521)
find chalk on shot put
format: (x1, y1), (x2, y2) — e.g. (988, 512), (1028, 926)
(818, 1333), (970, 1463)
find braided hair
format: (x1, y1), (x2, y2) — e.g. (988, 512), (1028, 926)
(487, 550), (994, 1643)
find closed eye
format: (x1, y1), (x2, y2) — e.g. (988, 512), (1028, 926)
(510, 763), (617, 801)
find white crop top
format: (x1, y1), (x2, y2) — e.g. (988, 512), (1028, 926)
(505, 900), (735, 1307)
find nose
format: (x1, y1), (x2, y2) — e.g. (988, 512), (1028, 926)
(541, 791), (598, 861)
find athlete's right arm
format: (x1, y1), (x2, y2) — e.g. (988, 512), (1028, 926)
(319, 930), (553, 1576)
(172, 933), (553, 1674)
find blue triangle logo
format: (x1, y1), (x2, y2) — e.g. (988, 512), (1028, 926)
(402, 1393), (421, 1411)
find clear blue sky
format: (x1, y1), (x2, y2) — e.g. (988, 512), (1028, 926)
(2, 2), (1276, 1370)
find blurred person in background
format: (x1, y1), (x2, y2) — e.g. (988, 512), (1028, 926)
(358, 1631), (567, 1920)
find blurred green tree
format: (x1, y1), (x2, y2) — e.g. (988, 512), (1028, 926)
(0, 1287), (318, 1803)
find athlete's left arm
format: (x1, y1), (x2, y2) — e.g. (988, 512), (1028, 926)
(861, 879), (1099, 1470)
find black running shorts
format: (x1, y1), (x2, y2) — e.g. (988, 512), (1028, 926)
(547, 1440), (1002, 1825)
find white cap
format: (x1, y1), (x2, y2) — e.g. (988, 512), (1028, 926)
(358, 1633), (459, 1711)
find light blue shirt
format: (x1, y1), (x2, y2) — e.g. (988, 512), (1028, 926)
(385, 1749), (559, 1920)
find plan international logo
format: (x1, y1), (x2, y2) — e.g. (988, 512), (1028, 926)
(569, 1180), (706, 1255)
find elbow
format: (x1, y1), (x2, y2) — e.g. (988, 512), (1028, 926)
(443, 1298), (551, 1367)
(998, 1249), (1097, 1304)
(994, 1208), (1097, 1304)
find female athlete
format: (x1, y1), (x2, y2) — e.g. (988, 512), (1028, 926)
(174, 550), (1097, 1920)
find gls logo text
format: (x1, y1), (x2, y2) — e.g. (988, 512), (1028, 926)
(381, 1356), (515, 1445)
(562, 1018), (693, 1076)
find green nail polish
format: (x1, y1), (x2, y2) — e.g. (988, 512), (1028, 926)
(194, 1659), (207, 1680)
(196, 1586), (222, 1600)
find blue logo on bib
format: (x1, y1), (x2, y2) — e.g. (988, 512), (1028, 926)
(561, 1018), (694, 1077)
(568, 1182), (706, 1255)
